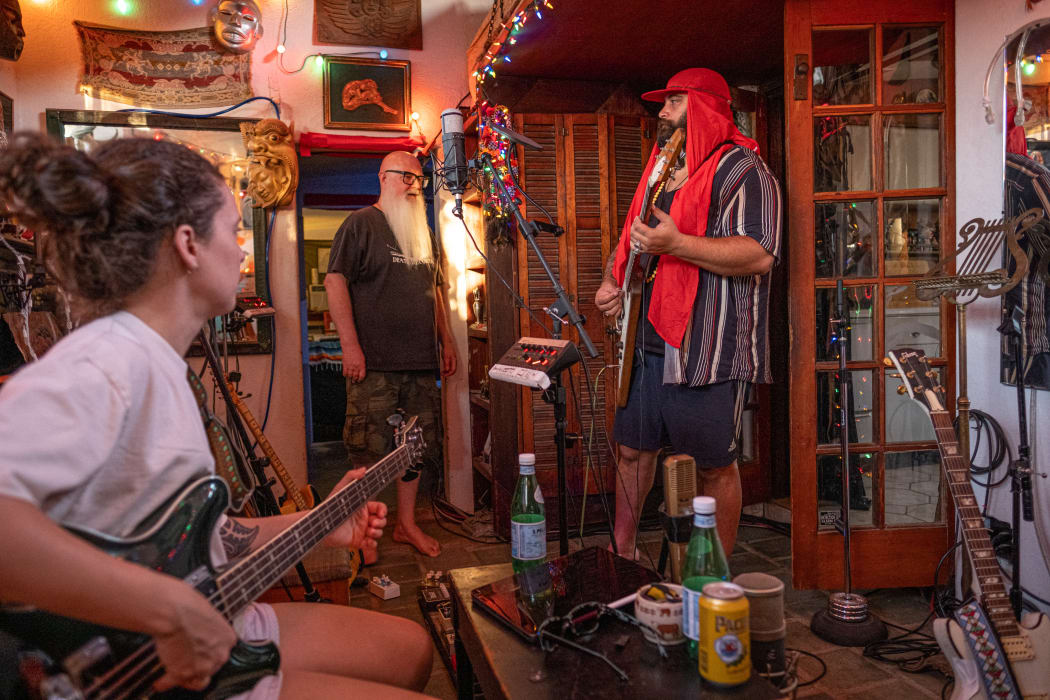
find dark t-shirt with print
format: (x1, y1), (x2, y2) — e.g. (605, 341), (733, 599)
(328, 206), (438, 371)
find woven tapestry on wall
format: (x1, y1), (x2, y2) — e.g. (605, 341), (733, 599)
(315, 0), (422, 50)
(74, 22), (253, 108)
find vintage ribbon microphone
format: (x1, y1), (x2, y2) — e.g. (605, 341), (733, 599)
(810, 280), (887, 646)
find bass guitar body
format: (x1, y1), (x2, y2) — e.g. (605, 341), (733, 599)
(934, 611), (1050, 700)
(1, 478), (279, 700)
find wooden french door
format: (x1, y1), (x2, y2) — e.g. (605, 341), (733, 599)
(786, 0), (955, 588)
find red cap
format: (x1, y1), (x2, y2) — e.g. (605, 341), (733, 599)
(641, 67), (731, 104)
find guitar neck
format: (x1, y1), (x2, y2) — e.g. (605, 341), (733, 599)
(225, 378), (309, 512)
(930, 411), (1019, 639)
(214, 446), (410, 614)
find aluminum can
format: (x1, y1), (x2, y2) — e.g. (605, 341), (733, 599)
(698, 581), (750, 686)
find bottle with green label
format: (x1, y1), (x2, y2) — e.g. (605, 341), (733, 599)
(681, 496), (730, 660)
(511, 453), (546, 573)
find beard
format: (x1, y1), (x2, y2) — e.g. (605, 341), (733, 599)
(378, 190), (433, 265)
(656, 112), (687, 147)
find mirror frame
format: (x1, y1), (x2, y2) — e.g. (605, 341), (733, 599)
(44, 109), (272, 355)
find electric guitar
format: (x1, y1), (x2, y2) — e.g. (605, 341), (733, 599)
(887, 349), (1049, 700)
(613, 127), (685, 407)
(0, 417), (423, 699)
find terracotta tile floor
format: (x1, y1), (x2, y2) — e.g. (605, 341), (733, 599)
(308, 443), (953, 698)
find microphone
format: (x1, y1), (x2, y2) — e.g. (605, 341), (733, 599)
(440, 109), (469, 216)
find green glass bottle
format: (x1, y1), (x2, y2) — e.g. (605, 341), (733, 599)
(681, 496), (730, 660)
(511, 453), (546, 573)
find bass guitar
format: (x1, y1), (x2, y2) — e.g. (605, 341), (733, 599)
(0, 417), (424, 699)
(221, 375), (361, 584)
(887, 349), (1049, 700)
(614, 127), (686, 407)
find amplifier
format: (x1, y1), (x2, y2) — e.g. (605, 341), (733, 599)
(488, 336), (582, 389)
(236, 296), (275, 319)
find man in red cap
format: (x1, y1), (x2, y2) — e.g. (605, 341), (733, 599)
(595, 68), (782, 557)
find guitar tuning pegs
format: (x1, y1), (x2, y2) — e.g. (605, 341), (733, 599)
(896, 384), (908, 395)
(882, 357), (894, 367)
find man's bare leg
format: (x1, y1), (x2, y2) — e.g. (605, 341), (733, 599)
(613, 445), (659, 556)
(697, 461), (741, 554)
(392, 477), (441, 557)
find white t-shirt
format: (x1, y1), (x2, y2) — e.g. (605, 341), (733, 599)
(0, 311), (282, 699)
(0, 311), (214, 535)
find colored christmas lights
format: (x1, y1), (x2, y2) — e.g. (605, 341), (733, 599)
(478, 103), (520, 220)
(474, 0), (555, 92)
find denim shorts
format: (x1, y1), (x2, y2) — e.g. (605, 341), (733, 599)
(613, 351), (748, 468)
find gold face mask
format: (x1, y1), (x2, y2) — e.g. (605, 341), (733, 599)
(240, 119), (298, 209)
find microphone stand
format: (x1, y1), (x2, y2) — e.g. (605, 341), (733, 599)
(997, 305), (1045, 620)
(480, 153), (600, 556)
(811, 280), (886, 646)
(198, 326), (324, 602)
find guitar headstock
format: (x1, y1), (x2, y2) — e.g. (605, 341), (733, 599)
(886, 348), (947, 414)
(394, 415), (426, 465)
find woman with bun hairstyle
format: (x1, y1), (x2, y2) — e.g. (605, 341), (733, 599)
(0, 134), (434, 699)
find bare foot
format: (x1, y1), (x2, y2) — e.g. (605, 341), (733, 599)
(393, 522), (441, 557)
(607, 541), (640, 560)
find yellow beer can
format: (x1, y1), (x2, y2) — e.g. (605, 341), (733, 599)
(698, 581), (750, 687)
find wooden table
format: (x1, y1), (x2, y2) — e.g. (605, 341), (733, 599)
(449, 563), (784, 700)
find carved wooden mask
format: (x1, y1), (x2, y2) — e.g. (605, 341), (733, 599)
(0, 0), (24, 62)
(240, 119), (298, 209)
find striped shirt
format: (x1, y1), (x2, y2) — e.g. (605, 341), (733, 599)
(678, 146), (782, 387)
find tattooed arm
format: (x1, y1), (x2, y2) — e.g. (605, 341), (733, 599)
(219, 518), (260, 560)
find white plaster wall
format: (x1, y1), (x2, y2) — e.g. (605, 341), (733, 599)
(957, 0), (1050, 609)
(11, 0), (491, 490)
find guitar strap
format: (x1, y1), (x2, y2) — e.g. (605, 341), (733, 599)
(953, 598), (1021, 700)
(186, 367), (254, 511)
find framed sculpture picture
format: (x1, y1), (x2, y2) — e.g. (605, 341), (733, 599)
(323, 56), (411, 131)
(314, 0), (423, 50)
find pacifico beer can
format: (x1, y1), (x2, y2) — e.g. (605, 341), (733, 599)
(698, 581), (750, 687)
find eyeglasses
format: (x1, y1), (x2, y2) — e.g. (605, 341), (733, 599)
(384, 169), (429, 188)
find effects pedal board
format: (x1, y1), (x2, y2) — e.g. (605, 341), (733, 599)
(416, 571), (483, 699)
(488, 336), (582, 390)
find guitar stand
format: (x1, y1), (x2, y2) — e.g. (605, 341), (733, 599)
(199, 325), (327, 603)
(811, 281), (887, 647)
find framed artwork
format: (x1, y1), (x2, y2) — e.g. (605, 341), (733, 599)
(323, 56), (411, 131)
(315, 0), (422, 50)
(44, 109), (273, 354)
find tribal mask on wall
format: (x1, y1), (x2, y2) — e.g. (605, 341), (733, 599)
(210, 0), (263, 54)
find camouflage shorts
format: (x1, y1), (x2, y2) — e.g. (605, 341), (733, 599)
(343, 369), (441, 467)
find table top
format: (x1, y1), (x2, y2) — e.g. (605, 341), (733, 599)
(449, 563), (784, 700)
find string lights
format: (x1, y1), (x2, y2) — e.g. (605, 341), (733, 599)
(473, 0), (553, 92)
(477, 103), (520, 219)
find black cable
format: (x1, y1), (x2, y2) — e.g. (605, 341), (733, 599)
(789, 648), (827, 687)
(957, 410), (1012, 515)
(456, 211), (555, 337)
(118, 96), (281, 120)
(575, 359), (618, 552)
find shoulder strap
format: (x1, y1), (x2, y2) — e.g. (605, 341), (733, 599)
(186, 367), (254, 512)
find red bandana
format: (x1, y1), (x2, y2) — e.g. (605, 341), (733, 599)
(613, 89), (758, 349)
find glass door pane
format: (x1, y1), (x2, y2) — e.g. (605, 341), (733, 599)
(813, 28), (874, 105)
(882, 26), (941, 105)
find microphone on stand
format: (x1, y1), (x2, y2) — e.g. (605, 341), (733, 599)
(440, 109), (470, 217)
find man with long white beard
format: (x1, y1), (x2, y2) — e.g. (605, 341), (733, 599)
(325, 150), (456, 557)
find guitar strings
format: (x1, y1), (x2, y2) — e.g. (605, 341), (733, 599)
(83, 448), (410, 698)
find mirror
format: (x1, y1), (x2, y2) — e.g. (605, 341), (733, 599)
(45, 109), (272, 354)
(1002, 27), (1050, 390)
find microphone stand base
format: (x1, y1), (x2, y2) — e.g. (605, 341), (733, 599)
(810, 597), (887, 647)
